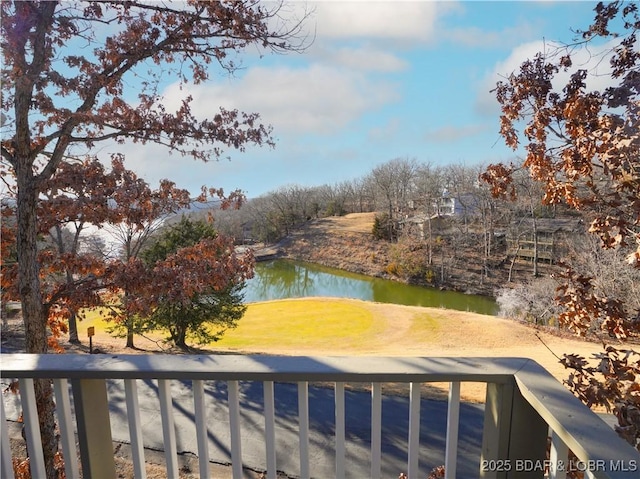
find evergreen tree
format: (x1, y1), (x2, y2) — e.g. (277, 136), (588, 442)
(141, 217), (251, 350)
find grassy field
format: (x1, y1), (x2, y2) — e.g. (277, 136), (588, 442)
(215, 299), (384, 349)
(79, 299), (384, 350)
(80, 298), (470, 355)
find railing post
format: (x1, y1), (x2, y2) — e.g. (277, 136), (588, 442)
(507, 382), (548, 478)
(158, 379), (179, 478)
(193, 379), (210, 479)
(370, 382), (382, 479)
(71, 379), (116, 479)
(53, 379), (80, 479)
(549, 432), (568, 479)
(335, 382), (346, 479)
(445, 381), (461, 479)
(298, 381), (310, 479)
(124, 379), (147, 479)
(228, 380), (243, 479)
(1, 394), (16, 479)
(481, 382), (513, 479)
(407, 382), (421, 479)
(264, 380), (277, 479)
(481, 381), (548, 479)
(18, 379), (46, 479)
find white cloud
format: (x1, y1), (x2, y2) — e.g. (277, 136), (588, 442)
(309, 1), (441, 42)
(163, 64), (399, 135)
(322, 46), (409, 72)
(445, 23), (538, 49)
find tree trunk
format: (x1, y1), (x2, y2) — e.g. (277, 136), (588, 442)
(387, 200), (394, 241)
(64, 265), (81, 344)
(427, 216), (433, 266)
(527, 197), (539, 277)
(126, 324), (135, 348)
(532, 218), (539, 277)
(68, 311), (80, 344)
(16, 166), (58, 478)
(175, 324), (188, 350)
(440, 244), (445, 284)
(124, 291), (135, 348)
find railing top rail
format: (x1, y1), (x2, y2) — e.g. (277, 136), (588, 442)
(514, 360), (640, 478)
(1, 354), (526, 383)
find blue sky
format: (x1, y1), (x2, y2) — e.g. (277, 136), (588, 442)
(110, 1), (605, 199)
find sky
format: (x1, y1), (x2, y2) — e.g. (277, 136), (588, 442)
(96, 1), (607, 199)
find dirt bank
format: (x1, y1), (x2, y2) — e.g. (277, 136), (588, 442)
(277, 212), (391, 277)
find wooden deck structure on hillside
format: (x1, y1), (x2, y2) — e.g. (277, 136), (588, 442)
(506, 217), (584, 264)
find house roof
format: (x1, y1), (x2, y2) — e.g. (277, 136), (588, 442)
(514, 217), (584, 233)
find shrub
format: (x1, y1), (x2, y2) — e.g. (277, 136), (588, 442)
(385, 262), (400, 276)
(372, 213), (395, 240)
(388, 238), (428, 281)
(496, 276), (562, 326)
(425, 269), (436, 284)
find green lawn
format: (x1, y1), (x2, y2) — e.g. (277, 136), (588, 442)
(78, 299), (467, 352)
(215, 299), (384, 350)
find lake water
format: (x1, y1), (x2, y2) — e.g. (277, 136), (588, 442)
(244, 259), (498, 316)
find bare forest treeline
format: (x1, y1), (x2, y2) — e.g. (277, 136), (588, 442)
(200, 157), (640, 333)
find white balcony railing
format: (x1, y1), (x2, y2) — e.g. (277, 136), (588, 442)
(2, 354), (639, 479)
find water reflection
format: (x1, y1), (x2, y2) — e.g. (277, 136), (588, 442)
(244, 260), (497, 315)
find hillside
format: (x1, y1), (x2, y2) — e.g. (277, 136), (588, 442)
(277, 213), (391, 277)
(274, 212), (556, 298)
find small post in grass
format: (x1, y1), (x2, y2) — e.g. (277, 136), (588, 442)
(87, 326), (95, 354)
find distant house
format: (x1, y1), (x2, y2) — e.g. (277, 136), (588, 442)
(435, 190), (478, 217)
(398, 214), (450, 240)
(506, 217), (584, 264)
(407, 191), (480, 218)
(400, 191), (480, 239)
